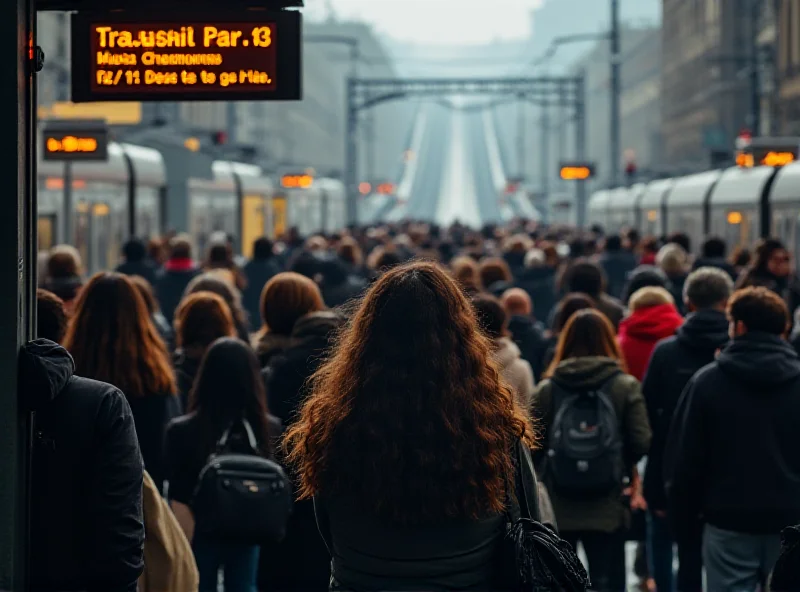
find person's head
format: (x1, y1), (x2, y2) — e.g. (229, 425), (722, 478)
(604, 235), (622, 253)
(683, 267), (734, 312)
(501, 288), (532, 317)
(337, 238), (363, 267)
(751, 237), (791, 278)
(701, 236), (727, 260)
(374, 250), (403, 273)
(524, 248), (545, 269)
(259, 272), (325, 336)
(185, 272), (247, 334)
(169, 234), (193, 260)
(305, 235), (329, 252)
(728, 286), (789, 338)
(36, 289), (67, 344)
(544, 309), (626, 378)
(656, 243), (688, 277)
(175, 292), (236, 352)
(552, 293), (596, 334)
(122, 238), (147, 263)
(730, 246), (751, 269)
(63, 272), (176, 397)
(128, 275), (160, 315)
(472, 293), (508, 340)
(285, 262), (532, 525)
(668, 232), (691, 254)
(628, 286), (674, 312)
(478, 257), (513, 289)
(450, 256), (482, 293)
(147, 238), (167, 265)
(48, 244), (82, 278)
(564, 259), (605, 299)
(625, 228), (640, 251)
(622, 265), (669, 304)
(189, 337), (272, 457)
(641, 237), (659, 255)
(252, 237), (274, 260)
(206, 243), (232, 268)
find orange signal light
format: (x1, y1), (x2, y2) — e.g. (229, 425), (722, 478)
(281, 174), (314, 189)
(560, 166), (593, 180)
(761, 151), (796, 167)
(359, 182), (372, 195)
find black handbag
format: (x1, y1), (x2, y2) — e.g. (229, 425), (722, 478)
(191, 418), (293, 544)
(502, 441), (590, 592)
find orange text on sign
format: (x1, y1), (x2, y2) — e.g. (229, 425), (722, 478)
(560, 166), (592, 180)
(46, 136), (99, 153)
(281, 175), (313, 189)
(760, 151), (796, 167)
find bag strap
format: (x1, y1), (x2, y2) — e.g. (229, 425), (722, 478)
(515, 440), (543, 523)
(216, 417), (260, 454)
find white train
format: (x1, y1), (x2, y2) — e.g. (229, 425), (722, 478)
(587, 163), (800, 263)
(37, 139), (347, 274)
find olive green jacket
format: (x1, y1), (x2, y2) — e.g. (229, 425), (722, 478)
(532, 356), (652, 533)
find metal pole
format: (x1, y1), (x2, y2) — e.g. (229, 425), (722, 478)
(517, 97), (526, 180)
(64, 162), (73, 244)
(539, 102), (550, 222)
(558, 81), (567, 191)
(610, 0), (621, 187)
(345, 78), (359, 227)
(0, 0), (35, 588)
(576, 74), (588, 228)
(750, 0), (761, 136)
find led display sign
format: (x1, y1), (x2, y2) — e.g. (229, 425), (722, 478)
(42, 120), (108, 161)
(70, 11), (302, 102)
(736, 139), (800, 168)
(559, 162), (595, 181)
(281, 174), (313, 189)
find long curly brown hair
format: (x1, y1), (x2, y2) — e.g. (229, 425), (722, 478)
(63, 272), (177, 397)
(285, 261), (532, 525)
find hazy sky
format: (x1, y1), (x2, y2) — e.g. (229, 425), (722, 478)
(311, 0), (544, 45)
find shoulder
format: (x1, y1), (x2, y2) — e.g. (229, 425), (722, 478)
(165, 413), (197, 444)
(608, 372), (641, 396)
(64, 376), (133, 418)
(687, 361), (721, 390)
(650, 336), (679, 359)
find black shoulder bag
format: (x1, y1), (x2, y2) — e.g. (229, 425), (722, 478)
(502, 440), (590, 592)
(191, 418), (293, 544)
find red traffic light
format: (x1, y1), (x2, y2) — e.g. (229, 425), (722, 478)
(212, 131), (228, 145)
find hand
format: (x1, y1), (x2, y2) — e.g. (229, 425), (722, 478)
(630, 491), (647, 511)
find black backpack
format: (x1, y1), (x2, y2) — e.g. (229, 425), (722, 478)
(546, 375), (624, 499)
(191, 419), (293, 544)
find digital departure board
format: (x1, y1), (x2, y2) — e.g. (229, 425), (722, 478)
(70, 11), (302, 102)
(559, 162), (595, 181)
(42, 120), (108, 161)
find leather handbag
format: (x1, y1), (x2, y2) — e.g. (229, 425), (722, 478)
(502, 441), (590, 592)
(191, 418), (293, 544)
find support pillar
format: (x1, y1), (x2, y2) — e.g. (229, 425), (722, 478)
(345, 78), (359, 227)
(575, 73), (588, 228)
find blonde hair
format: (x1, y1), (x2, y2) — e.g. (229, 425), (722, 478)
(629, 286), (674, 311)
(656, 243), (688, 276)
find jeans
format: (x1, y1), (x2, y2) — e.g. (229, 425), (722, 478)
(193, 535), (260, 592)
(561, 530), (626, 592)
(647, 511), (674, 592)
(703, 524), (781, 592)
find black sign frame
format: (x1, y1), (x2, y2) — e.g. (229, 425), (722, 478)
(559, 161), (596, 180)
(42, 119), (109, 161)
(70, 9), (302, 102)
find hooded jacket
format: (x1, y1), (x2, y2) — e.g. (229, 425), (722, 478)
(666, 332), (800, 537)
(533, 357), (651, 533)
(641, 308), (729, 511)
(22, 339), (144, 592)
(494, 336), (536, 410)
(618, 303), (684, 381)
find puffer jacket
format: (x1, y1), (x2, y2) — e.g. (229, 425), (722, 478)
(494, 336), (535, 410)
(618, 303), (684, 380)
(22, 339), (144, 592)
(532, 356), (652, 533)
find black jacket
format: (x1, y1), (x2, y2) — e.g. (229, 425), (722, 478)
(507, 314), (548, 381)
(599, 251), (638, 300)
(22, 340), (144, 592)
(242, 257), (281, 328)
(154, 266), (201, 324)
(641, 309), (729, 510)
(115, 260), (158, 287)
(666, 332), (800, 537)
(516, 267), (558, 325)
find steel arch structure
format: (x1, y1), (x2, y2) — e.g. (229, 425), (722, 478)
(345, 74), (587, 226)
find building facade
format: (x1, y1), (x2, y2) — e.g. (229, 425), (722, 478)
(777, 0), (800, 134)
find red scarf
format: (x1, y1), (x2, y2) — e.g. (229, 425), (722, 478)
(165, 257), (196, 272)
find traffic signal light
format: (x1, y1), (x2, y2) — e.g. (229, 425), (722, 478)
(212, 131), (227, 145)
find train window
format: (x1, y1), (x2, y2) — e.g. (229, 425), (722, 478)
(92, 203), (111, 272)
(38, 216), (56, 251)
(242, 195), (266, 258)
(75, 201), (90, 274)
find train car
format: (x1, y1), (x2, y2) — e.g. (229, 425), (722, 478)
(37, 141), (166, 275)
(638, 178), (673, 238)
(587, 189), (610, 230)
(282, 178), (347, 238)
(766, 161), (800, 264)
(664, 170), (721, 255)
(707, 165), (778, 254)
(606, 184), (645, 234)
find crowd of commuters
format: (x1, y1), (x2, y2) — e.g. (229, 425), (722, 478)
(27, 220), (800, 592)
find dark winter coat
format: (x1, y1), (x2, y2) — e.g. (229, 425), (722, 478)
(154, 264), (201, 323)
(516, 266), (558, 324)
(22, 339), (144, 592)
(599, 251), (638, 300)
(116, 259), (158, 288)
(126, 392), (182, 494)
(641, 308), (729, 511)
(532, 357), (652, 533)
(507, 314), (549, 381)
(666, 332), (800, 537)
(595, 293), (626, 330)
(692, 257), (738, 282)
(242, 257), (281, 328)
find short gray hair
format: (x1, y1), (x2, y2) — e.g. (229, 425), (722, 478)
(683, 267), (734, 309)
(656, 243), (688, 276)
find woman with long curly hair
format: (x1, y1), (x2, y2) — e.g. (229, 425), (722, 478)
(64, 272), (180, 491)
(285, 261), (534, 591)
(534, 309), (651, 591)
